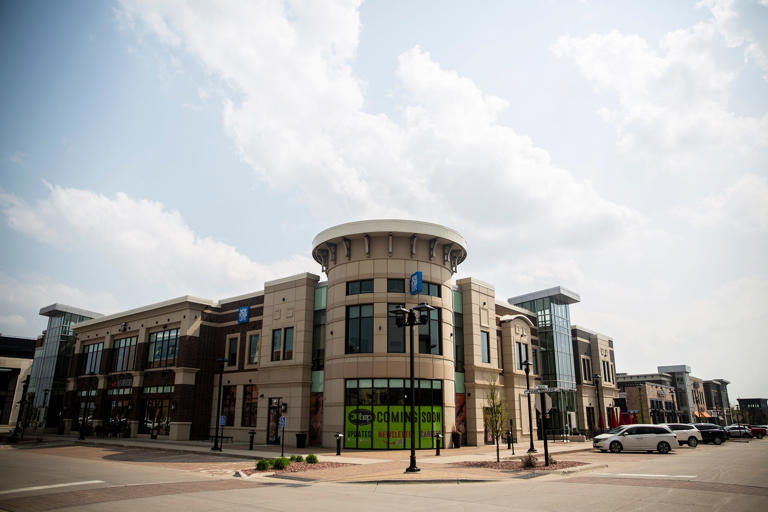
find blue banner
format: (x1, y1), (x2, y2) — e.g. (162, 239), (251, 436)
(237, 306), (250, 324)
(410, 271), (423, 295)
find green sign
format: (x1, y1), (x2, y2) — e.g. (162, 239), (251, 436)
(345, 406), (442, 450)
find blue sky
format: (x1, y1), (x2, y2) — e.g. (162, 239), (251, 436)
(1, 0), (766, 399)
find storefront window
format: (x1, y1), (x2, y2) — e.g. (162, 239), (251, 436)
(242, 385), (258, 427)
(222, 385), (236, 426)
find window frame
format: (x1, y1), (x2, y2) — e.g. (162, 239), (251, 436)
(271, 329), (282, 361)
(346, 279), (374, 295)
(247, 333), (260, 366)
(283, 327), (294, 360)
(346, 304), (374, 354)
(418, 308), (442, 355)
(226, 335), (239, 367)
(481, 331), (490, 363)
(146, 328), (179, 369)
(386, 279), (405, 293)
(387, 303), (405, 353)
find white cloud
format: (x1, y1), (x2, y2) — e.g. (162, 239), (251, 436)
(674, 173), (768, 231)
(553, 23), (768, 158)
(0, 184), (318, 301)
(116, 0), (642, 254)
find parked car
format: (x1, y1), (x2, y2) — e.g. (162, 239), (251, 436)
(662, 423), (702, 448)
(726, 425), (754, 438)
(747, 425), (766, 439)
(693, 423), (728, 445)
(593, 424), (677, 454)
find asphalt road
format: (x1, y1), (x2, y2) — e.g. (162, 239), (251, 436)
(1, 439), (766, 511)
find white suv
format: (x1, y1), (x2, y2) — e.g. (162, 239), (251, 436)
(593, 424), (677, 454)
(662, 423), (703, 448)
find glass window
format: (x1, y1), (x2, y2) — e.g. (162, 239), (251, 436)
(346, 304), (373, 353)
(418, 308), (441, 354)
(481, 331), (490, 363)
(312, 310), (326, 370)
(222, 385), (236, 426)
(147, 328), (179, 369)
(347, 279), (373, 295)
(112, 336), (137, 372)
(283, 327), (294, 360)
(454, 310), (464, 372)
(271, 329), (282, 361)
(242, 385), (258, 427)
(532, 348), (539, 374)
(387, 279), (405, 293)
(387, 304), (405, 353)
(82, 342), (103, 374)
(227, 336), (238, 366)
(248, 334), (259, 365)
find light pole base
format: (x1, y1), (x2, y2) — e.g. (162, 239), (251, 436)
(527, 448), (537, 453)
(405, 466), (421, 473)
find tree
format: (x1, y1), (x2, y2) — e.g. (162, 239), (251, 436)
(484, 379), (507, 463)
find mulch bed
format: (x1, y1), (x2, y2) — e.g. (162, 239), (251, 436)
(453, 459), (588, 471)
(241, 461), (351, 475)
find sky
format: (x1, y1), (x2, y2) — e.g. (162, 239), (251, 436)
(1, 0), (766, 401)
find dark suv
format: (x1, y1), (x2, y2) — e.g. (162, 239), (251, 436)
(693, 423), (728, 445)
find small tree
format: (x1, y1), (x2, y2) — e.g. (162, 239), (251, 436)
(484, 379), (507, 463)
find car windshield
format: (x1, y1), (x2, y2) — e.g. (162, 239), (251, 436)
(607, 427), (626, 434)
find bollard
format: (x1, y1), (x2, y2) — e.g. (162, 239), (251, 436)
(507, 431), (512, 450)
(434, 433), (443, 456)
(335, 432), (344, 456)
(248, 430), (256, 450)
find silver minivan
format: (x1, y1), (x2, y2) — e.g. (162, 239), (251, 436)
(593, 424), (677, 454)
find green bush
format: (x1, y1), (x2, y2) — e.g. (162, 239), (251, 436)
(294, 455), (304, 462)
(272, 457), (291, 470)
(289, 455), (298, 462)
(521, 454), (538, 468)
(546, 455), (557, 465)
(306, 454), (318, 464)
(256, 459), (271, 471)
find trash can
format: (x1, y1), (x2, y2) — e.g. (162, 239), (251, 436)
(296, 432), (307, 449)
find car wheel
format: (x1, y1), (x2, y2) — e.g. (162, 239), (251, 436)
(713, 436), (722, 445)
(757, 433), (764, 440)
(657, 441), (671, 454)
(688, 437), (698, 448)
(609, 441), (622, 453)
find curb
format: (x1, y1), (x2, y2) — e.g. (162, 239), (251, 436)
(348, 478), (497, 485)
(560, 463), (609, 475)
(73, 439), (262, 461)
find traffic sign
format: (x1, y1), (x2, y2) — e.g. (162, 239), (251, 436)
(280, 416), (286, 428)
(535, 394), (553, 414)
(524, 387), (563, 394)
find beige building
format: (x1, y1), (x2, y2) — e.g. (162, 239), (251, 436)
(57, 220), (622, 449)
(571, 326), (619, 431)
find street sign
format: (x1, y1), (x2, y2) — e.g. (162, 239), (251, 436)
(220, 415), (226, 426)
(535, 394), (553, 414)
(524, 387), (563, 394)
(279, 415), (286, 428)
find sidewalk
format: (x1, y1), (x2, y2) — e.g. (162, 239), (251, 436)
(22, 433), (597, 482)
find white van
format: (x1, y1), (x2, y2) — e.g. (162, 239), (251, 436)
(593, 424), (677, 454)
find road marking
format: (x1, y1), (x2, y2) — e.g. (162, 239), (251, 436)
(0, 480), (105, 495)
(593, 473), (696, 479)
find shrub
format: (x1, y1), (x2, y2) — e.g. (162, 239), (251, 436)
(521, 454), (538, 468)
(256, 459), (271, 471)
(294, 455), (304, 462)
(289, 455), (298, 462)
(306, 454), (318, 464)
(272, 457), (291, 470)
(546, 455), (557, 465)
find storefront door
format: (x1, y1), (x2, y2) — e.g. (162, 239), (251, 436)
(267, 397), (281, 444)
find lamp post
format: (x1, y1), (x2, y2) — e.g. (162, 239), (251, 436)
(390, 303), (434, 474)
(211, 357), (227, 451)
(593, 374), (604, 433)
(79, 372), (96, 440)
(522, 360), (536, 453)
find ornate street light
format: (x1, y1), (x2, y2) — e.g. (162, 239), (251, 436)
(79, 372), (96, 440)
(390, 303), (435, 473)
(593, 373), (604, 433)
(522, 360), (536, 453)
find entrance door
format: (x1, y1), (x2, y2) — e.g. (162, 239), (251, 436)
(267, 398), (281, 445)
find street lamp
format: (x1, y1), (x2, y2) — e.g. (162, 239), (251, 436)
(79, 372), (96, 440)
(521, 360), (536, 453)
(390, 303), (435, 473)
(593, 374), (604, 433)
(211, 357), (227, 451)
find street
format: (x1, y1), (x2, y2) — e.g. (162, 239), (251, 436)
(0, 439), (766, 511)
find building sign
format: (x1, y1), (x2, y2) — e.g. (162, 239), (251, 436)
(409, 271), (423, 295)
(344, 405), (442, 450)
(237, 306), (250, 324)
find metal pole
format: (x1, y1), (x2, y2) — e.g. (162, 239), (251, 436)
(541, 393), (549, 466)
(524, 362), (536, 453)
(594, 375), (604, 434)
(281, 422), (285, 457)
(406, 310), (420, 473)
(212, 359), (224, 451)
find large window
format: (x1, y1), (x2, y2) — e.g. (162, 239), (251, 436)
(283, 327), (294, 360)
(312, 310), (326, 370)
(147, 328), (179, 369)
(418, 308), (441, 354)
(387, 279), (405, 293)
(481, 331), (490, 363)
(516, 342), (528, 370)
(346, 304), (373, 353)
(82, 342), (103, 374)
(387, 304), (405, 353)
(112, 336), (137, 372)
(344, 378), (443, 450)
(242, 385), (258, 427)
(582, 358), (593, 383)
(421, 282), (441, 297)
(532, 348), (539, 374)
(248, 334), (259, 365)
(222, 385), (236, 426)
(227, 336), (238, 367)
(272, 330), (281, 361)
(346, 279), (374, 295)
(454, 290), (464, 373)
